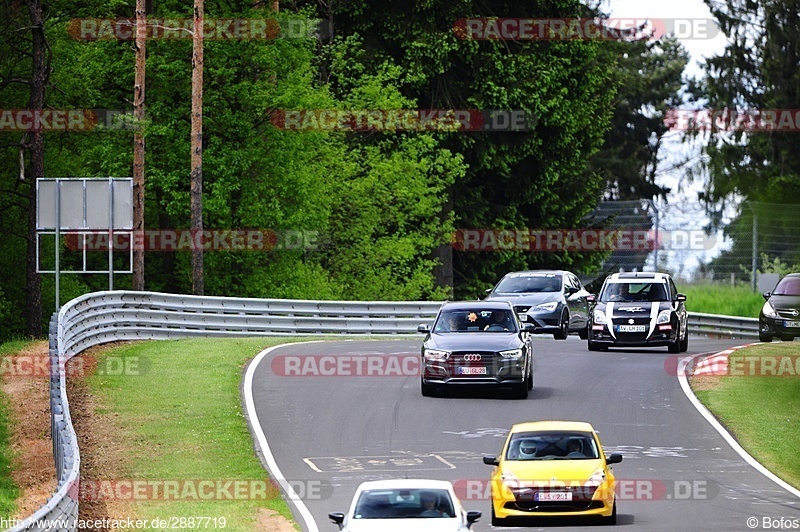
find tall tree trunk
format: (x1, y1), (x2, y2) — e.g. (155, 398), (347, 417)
(25, 0), (46, 335)
(132, 0), (146, 290)
(190, 0), (204, 295)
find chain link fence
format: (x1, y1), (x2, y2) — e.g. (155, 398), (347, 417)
(584, 200), (800, 290)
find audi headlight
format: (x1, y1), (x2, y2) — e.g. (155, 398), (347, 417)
(593, 309), (607, 325)
(657, 310), (671, 324)
(762, 302), (779, 319)
(499, 349), (523, 359)
(584, 467), (606, 488)
(424, 349), (450, 361)
(534, 301), (559, 312)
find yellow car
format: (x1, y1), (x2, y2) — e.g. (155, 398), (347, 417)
(482, 421), (622, 526)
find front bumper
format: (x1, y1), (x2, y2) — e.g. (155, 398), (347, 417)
(422, 356), (526, 386)
(492, 482), (615, 519)
(517, 308), (561, 332)
(760, 316), (800, 338)
(589, 324), (676, 347)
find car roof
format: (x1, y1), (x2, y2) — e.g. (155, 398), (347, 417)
(510, 420), (596, 433)
(355, 479), (455, 491)
(605, 272), (671, 282)
(441, 300), (513, 310)
(502, 270), (567, 277)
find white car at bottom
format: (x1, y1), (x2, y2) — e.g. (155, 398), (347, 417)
(328, 478), (481, 532)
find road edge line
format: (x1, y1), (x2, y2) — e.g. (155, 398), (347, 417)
(243, 341), (326, 532)
(678, 349), (800, 499)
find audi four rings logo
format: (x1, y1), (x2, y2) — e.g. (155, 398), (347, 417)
(463, 354), (482, 361)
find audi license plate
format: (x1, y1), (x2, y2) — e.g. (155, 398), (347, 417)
(616, 325), (647, 333)
(458, 367), (487, 375)
(784, 320), (800, 328)
(534, 491), (572, 502)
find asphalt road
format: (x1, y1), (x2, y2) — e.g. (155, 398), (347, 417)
(248, 336), (800, 531)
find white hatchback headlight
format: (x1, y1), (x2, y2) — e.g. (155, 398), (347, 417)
(593, 309), (607, 325)
(657, 310), (671, 324)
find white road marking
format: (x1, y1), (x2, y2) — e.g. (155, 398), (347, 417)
(244, 341), (326, 532)
(678, 351), (800, 499)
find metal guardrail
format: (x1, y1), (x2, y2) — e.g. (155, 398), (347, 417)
(12, 291), (760, 530)
(688, 312), (760, 339)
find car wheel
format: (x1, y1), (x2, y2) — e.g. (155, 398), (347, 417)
(588, 339), (607, 351)
(511, 381), (528, 399)
(578, 323), (589, 340)
(421, 380), (435, 397)
(779, 333), (794, 342)
(553, 310), (569, 340)
(601, 502), (617, 526)
(526, 365), (534, 390)
(491, 506), (507, 527)
(759, 321), (773, 342)
(668, 323), (681, 353)
(679, 327), (689, 352)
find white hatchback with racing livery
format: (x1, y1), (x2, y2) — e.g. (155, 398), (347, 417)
(586, 272), (688, 353)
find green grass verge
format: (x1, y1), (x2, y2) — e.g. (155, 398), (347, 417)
(681, 284), (764, 318)
(84, 337), (332, 531)
(694, 343), (800, 489)
(0, 340), (33, 518)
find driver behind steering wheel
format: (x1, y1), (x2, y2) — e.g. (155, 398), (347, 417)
(484, 310), (511, 331)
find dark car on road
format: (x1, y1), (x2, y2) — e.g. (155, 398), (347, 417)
(759, 273), (800, 342)
(587, 272), (688, 353)
(417, 301), (535, 398)
(484, 270), (590, 340)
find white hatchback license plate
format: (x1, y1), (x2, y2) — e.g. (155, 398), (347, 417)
(784, 321), (800, 328)
(617, 325), (647, 332)
(535, 491), (572, 502)
(458, 367), (487, 375)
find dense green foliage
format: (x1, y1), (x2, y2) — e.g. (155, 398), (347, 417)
(0, 0), (691, 338)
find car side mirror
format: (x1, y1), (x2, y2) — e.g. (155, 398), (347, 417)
(522, 323), (536, 333)
(417, 324), (431, 333)
(466, 510), (481, 527)
(566, 286), (578, 295)
(328, 512), (345, 530)
(606, 453), (623, 464)
(485, 288), (493, 294)
(676, 293), (687, 302)
(483, 455), (499, 466)
(586, 294), (596, 303)
(763, 291), (771, 300)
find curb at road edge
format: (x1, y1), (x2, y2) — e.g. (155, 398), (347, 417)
(243, 341), (326, 532)
(677, 348), (800, 500)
